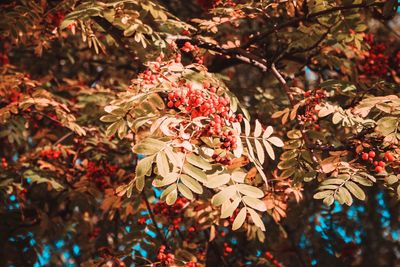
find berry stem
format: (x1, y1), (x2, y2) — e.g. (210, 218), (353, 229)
(141, 191), (170, 249)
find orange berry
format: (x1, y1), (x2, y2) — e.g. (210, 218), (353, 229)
(375, 166), (384, 173)
(361, 153), (369, 160)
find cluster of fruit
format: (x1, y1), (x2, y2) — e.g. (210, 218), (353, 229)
(361, 34), (389, 77)
(157, 245), (175, 265)
(153, 198), (188, 230)
(223, 242), (233, 256)
(299, 89), (327, 129)
(360, 150), (394, 173)
(265, 251), (283, 267)
(40, 148), (62, 160)
(86, 161), (117, 191)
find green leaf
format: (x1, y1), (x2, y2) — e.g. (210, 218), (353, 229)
(164, 146), (182, 167)
(221, 198), (241, 218)
(117, 120), (127, 139)
(321, 178), (346, 185)
(152, 173), (179, 187)
(263, 140), (275, 160)
(278, 158), (297, 169)
(242, 196), (266, 211)
(156, 151), (169, 177)
(236, 184), (264, 198)
(248, 208), (265, 231)
(351, 175), (374, 186)
(205, 173), (231, 188)
(254, 120), (262, 137)
(105, 120), (123, 137)
(183, 162), (207, 183)
(345, 181), (366, 200)
(246, 138), (255, 160)
(187, 153), (212, 170)
(397, 184), (400, 198)
(148, 93), (165, 109)
(323, 195), (334, 206)
(181, 174), (203, 194)
(254, 139), (265, 164)
(136, 176), (145, 191)
(263, 126), (273, 139)
(232, 207), (247, 231)
(337, 187), (353, 206)
(178, 183), (194, 200)
(231, 171), (247, 183)
(132, 138), (165, 155)
(244, 118), (251, 136)
(160, 184), (177, 201)
(166, 189), (178, 205)
(267, 136), (284, 147)
(211, 185), (237, 206)
(100, 114), (120, 122)
(136, 156), (154, 177)
(313, 190), (333, 199)
(332, 112), (342, 124)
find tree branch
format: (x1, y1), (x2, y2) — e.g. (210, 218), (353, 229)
(175, 38), (268, 72)
(141, 191), (170, 249)
(243, 2), (385, 48)
(92, 16), (141, 64)
(270, 63), (321, 167)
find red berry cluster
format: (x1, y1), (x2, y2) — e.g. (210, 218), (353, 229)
(167, 82), (242, 128)
(0, 52), (9, 65)
(48, 11), (65, 27)
(185, 261), (198, 267)
(140, 69), (161, 85)
(137, 217), (146, 225)
(211, 129), (239, 165)
(166, 81), (244, 165)
(40, 148), (61, 160)
(361, 34), (389, 77)
(1, 157), (8, 169)
(392, 51), (400, 70)
(8, 91), (22, 102)
(157, 245), (175, 265)
(86, 161), (117, 191)
(153, 197), (188, 230)
(89, 227), (101, 240)
(265, 251), (283, 267)
(181, 42), (199, 53)
(359, 150), (394, 173)
(0, 43), (9, 65)
(223, 242), (233, 256)
(299, 89), (327, 128)
(180, 42), (205, 64)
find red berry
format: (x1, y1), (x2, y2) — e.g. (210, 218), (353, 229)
(368, 151), (376, 158)
(385, 152), (395, 162)
(378, 161), (385, 167)
(361, 153), (369, 161)
(375, 166), (384, 173)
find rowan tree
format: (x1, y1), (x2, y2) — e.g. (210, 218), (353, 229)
(0, 0), (399, 266)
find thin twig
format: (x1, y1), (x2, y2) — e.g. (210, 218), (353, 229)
(242, 2), (385, 48)
(54, 132), (74, 146)
(270, 63), (320, 168)
(141, 191), (170, 249)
